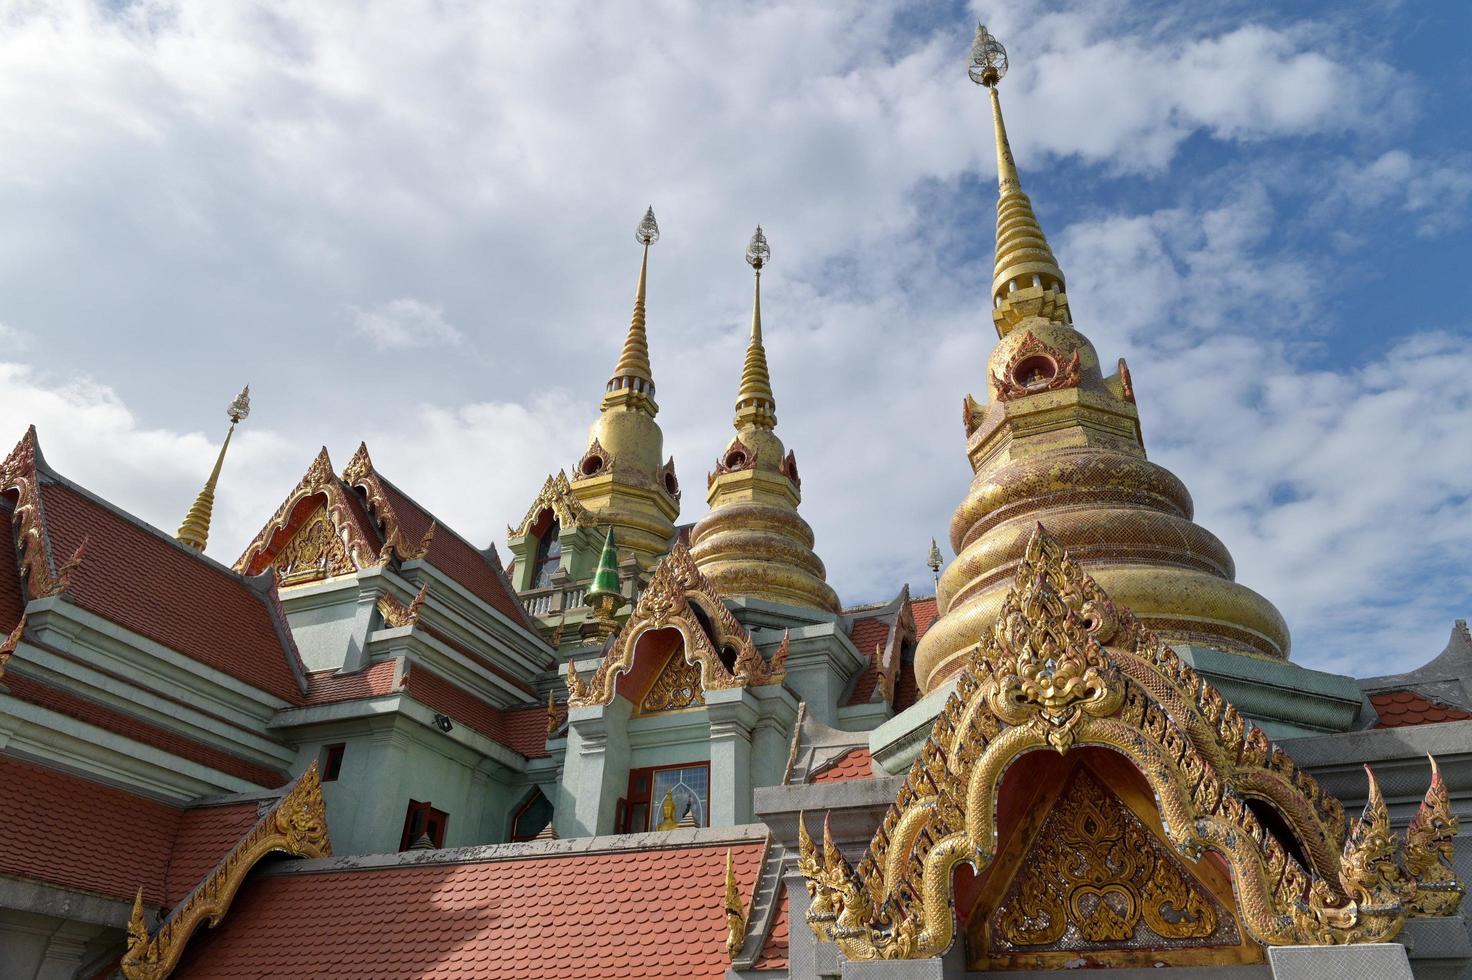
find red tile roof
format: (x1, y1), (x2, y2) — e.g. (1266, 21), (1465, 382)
(810, 747), (874, 783)
(753, 889), (789, 971)
(4, 672), (287, 787)
(304, 660), (402, 704)
(502, 702), (554, 759)
(1371, 690), (1472, 728)
(39, 479), (306, 703)
(164, 800), (264, 906)
(373, 476), (536, 632)
(0, 754), (181, 905)
(175, 838), (767, 979)
(911, 595), (939, 637)
(401, 665), (550, 758)
(845, 615), (892, 705)
(0, 500), (24, 633)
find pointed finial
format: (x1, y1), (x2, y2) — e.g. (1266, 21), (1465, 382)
(734, 226), (777, 430)
(604, 209), (660, 409)
(177, 385), (250, 551)
(584, 528), (623, 637)
(968, 26), (1070, 337)
(724, 848), (747, 958)
(927, 538), (944, 583)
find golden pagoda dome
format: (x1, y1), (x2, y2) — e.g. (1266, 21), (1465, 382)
(913, 26), (1289, 694)
(690, 227), (840, 613)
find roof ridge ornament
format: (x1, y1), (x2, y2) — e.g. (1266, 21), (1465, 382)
(603, 207), (660, 411)
(734, 225), (777, 431)
(176, 385), (250, 552)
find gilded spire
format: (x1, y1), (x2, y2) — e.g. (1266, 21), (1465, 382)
(734, 226), (777, 430)
(970, 24), (1070, 336)
(603, 207), (660, 409)
(176, 385), (250, 552)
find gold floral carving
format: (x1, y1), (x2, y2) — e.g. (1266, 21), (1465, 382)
(797, 525), (1461, 961)
(989, 767), (1226, 956)
(508, 471), (596, 538)
(1404, 755), (1463, 917)
(640, 647), (705, 713)
(990, 330), (1083, 402)
(269, 504), (355, 584)
(709, 434), (758, 488)
(342, 443), (435, 564)
(121, 762), (332, 980)
(235, 449), (379, 577)
(0, 427), (78, 599)
(0, 615), (24, 678)
(725, 848), (748, 960)
(376, 582), (429, 629)
(567, 544), (787, 708)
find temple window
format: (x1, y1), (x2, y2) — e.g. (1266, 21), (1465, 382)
(619, 762), (709, 833)
(321, 743), (346, 782)
(531, 513), (562, 588)
(400, 799), (449, 850)
(510, 789), (554, 842)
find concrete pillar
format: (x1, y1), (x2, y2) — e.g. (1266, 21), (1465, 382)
(565, 698), (631, 837)
(707, 688), (757, 827)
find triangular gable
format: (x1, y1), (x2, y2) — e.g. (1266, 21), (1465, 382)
(341, 442), (434, 564)
(0, 426), (81, 599)
(235, 448), (382, 580)
(799, 525), (1462, 961)
(566, 543), (788, 708)
(508, 470), (596, 539)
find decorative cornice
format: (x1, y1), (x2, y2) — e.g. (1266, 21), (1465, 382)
(799, 525), (1458, 960)
(508, 471), (597, 539)
(235, 449), (380, 577)
(121, 762), (332, 979)
(567, 544), (787, 707)
(376, 582), (429, 629)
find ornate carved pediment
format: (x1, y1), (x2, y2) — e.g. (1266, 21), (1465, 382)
(121, 762), (332, 980)
(572, 438), (615, 482)
(269, 503), (355, 584)
(640, 646), (705, 713)
(236, 449), (380, 579)
(342, 443), (435, 564)
(780, 450), (801, 491)
(799, 525), (1459, 962)
(991, 330), (1083, 402)
(508, 471), (596, 538)
(708, 435), (758, 488)
(567, 544), (787, 708)
(0, 427), (81, 599)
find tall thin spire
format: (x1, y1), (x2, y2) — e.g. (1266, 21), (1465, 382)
(603, 207), (660, 410)
(969, 24), (1069, 336)
(177, 385), (250, 552)
(734, 225), (777, 430)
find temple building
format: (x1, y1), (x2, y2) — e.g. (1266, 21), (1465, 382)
(1, 23), (1469, 980)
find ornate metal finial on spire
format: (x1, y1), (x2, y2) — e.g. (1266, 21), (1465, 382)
(734, 226), (777, 431)
(968, 23), (1008, 87)
(746, 225), (770, 272)
(927, 538), (944, 585)
(636, 205), (660, 246)
(177, 385), (250, 552)
(582, 528), (623, 639)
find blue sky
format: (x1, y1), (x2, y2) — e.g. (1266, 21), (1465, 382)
(0, 0), (1468, 676)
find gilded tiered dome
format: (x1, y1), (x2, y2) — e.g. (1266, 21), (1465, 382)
(690, 228), (840, 613)
(914, 33), (1288, 694)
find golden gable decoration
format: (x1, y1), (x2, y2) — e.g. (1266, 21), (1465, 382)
(121, 762), (332, 980)
(640, 646), (706, 714)
(377, 582), (429, 629)
(0, 427), (88, 599)
(0, 615), (24, 678)
(342, 443), (435, 564)
(508, 470), (597, 538)
(798, 525), (1460, 962)
(566, 543), (789, 707)
(236, 449), (379, 578)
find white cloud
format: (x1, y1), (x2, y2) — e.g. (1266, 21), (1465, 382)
(349, 298), (463, 351)
(1326, 150), (1472, 238)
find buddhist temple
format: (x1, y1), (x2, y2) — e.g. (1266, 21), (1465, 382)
(0, 22), (1466, 980)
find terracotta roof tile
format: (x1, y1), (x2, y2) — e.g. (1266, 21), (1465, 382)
(304, 660), (401, 704)
(164, 801), (264, 906)
(911, 596), (939, 639)
(810, 747), (874, 783)
(752, 888), (789, 970)
(0, 754), (180, 904)
(502, 703), (554, 759)
(372, 477), (535, 631)
(40, 480), (305, 703)
(844, 616), (892, 706)
(176, 839), (767, 979)
(1371, 690), (1472, 728)
(402, 665), (551, 757)
(4, 672), (287, 787)
(0, 499), (24, 632)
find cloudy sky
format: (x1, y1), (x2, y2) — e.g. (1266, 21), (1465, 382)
(1, 0), (1468, 676)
